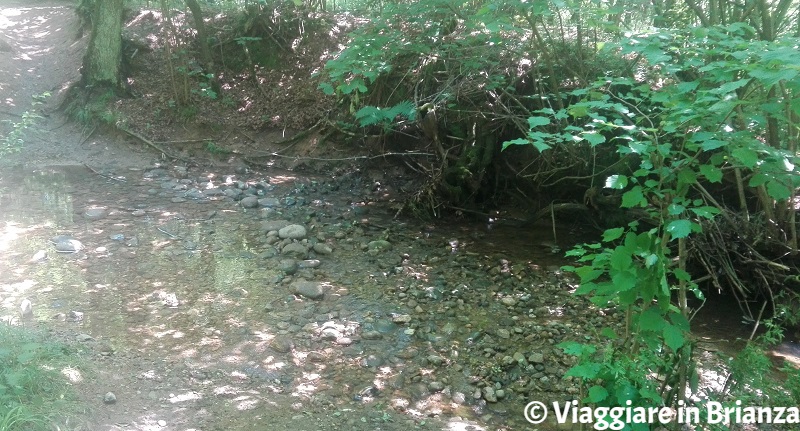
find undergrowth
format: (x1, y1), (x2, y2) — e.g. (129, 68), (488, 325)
(0, 93), (50, 156)
(0, 325), (85, 431)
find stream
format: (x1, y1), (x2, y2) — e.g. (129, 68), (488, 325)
(0, 164), (796, 431)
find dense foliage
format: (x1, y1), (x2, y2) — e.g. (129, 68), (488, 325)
(314, 0), (800, 425)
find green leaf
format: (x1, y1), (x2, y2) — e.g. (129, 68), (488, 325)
(700, 139), (727, 151)
(676, 81), (699, 93)
(576, 282), (598, 295)
(678, 169), (697, 185)
(565, 363), (603, 380)
(699, 164), (723, 182)
(668, 311), (691, 331)
(609, 247), (633, 271)
(354, 106), (387, 127)
(532, 140), (552, 152)
(558, 341), (596, 356)
(748, 172), (769, 187)
(640, 387), (662, 403)
(587, 385), (609, 403)
(385, 100), (416, 121)
(673, 268), (692, 282)
(663, 324), (685, 350)
(600, 327), (618, 339)
(666, 220), (692, 240)
(689, 206), (720, 219)
(318, 82), (335, 95)
(602, 227), (625, 242)
(575, 267), (603, 283)
(667, 203), (685, 216)
(749, 67), (799, 88)
(527, 116), (551, 128)
(710, 78), (750, 95)
(615, 384), (638, 405)
(611, 270), (637, 292)
(642, 44), (670, 64)
(645, 253), (659, 267)
(621, 186), (646, 208)
(605, 174), (628, 189)
(732, 148), (759, 169)
(568, 105), (589, 118)
(766, 180), (792, 200)
(639, 308), (666, 331)
(502, 138), (529, 150)
(583, 132), (606, 146)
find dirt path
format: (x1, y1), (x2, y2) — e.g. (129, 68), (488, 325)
(0, 0), (155, 169)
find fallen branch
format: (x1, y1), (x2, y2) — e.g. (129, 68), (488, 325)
(245, 121), (323, 157)
(83, 163), (126, 182)
(244, 151), (434, 166)
(117, 125), (189, 162)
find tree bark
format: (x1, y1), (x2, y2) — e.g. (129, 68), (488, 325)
(184, 0), (214, 71)
(82, 0), (123, 88)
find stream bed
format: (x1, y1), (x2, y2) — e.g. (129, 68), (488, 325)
(0, 164), (793, 431)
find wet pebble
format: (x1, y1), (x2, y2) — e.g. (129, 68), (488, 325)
(427, 354), (444, 366)
(363, 354), (383, 367)
(361, 330), (382, 340)
(282, 242), (308, 259)
(307, 351), (326, 362)
(103, 392), (117, 404)
(312, 243), (333, 255)
(367, 240), (392, 251)
(482, 386), (498, 403)
(321, 328), (339, 340)
(290, 280), (325, 300)
(529, 352), (544, 363)
(428, 381), (445, 392)
(279, 259), (298, 275)
(84, 207), (108, 220)
(271, 336), (294, 353)
(240, 196), (259, 208)
(279, 224), (307, 239)
(29, 249), (47, 263)
(259, 197), (280, 207)
(395, 347), (418, 359)
(297, 259), (321, 269)
(335, 337), (353, 346)
(262, 219), (291, 232)
(392, 314), (412, 324)
(53, 238), (83, 253)
(19, 299), (32, 319)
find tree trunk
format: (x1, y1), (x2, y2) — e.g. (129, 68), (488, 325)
(82, 0), (123, 89)
(184, 0), (214, 71)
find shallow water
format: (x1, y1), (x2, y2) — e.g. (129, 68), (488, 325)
(1, 164), (591, 430)
(1, 164), (794, 431)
